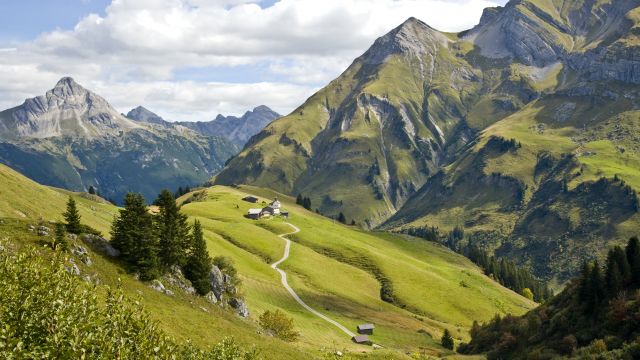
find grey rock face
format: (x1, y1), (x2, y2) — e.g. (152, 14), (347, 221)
(361, 17), (450, 65)
(229, 297), (249, 318)
(81, 234), (120, 257)
(176, 105), (280, 147)
(163, 265), (196, 295)
(149, 280), (173, 296)
(125, 106), (171, 127)
(208, 265), (226, 301)
(205, 291), (218, 304)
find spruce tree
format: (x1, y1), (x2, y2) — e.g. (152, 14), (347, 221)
(296, 194), (303, 205)
(588, 261), (605, 311)
(626, 237), (640, 286)
(53, 223), (69, 251)
(441, 329), (454, 350)
(606, 250), (623, 295)
(64, 197), (82, 234)
(88, 186), (96, 195)
(184, 220), (212, 295)
(111, 193), (159, 280)
(154, 190), (190, 269)
(337, 212), (346, 224)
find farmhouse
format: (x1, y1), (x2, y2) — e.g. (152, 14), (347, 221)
(357, 323), (375, 335)
(242, 196), (259, 203)
(351, 335), (371, 345)
(261, 205), (279, 216)
(247, 208), (262, 219)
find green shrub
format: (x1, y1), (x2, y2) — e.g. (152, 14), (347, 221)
(0, 242), (260, 359)
(258, 310), (299, 342)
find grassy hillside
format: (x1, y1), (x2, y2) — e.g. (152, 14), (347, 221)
(0, 163), (534, 358)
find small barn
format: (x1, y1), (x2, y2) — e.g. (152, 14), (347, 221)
(242, 196), (259, 203)
(357, 323), (375, 335)
(247, 209), (262, 219)
(351, 335), (372, 345)
(281, 211), (289, 219)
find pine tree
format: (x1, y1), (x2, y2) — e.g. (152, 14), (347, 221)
(154, 190), (190, 269)
(588, 261), (605, 311)
(53, 223), (69, 251)
(111, 193), (160, 280)
(88, 186), (96, 195)
(64, 197), (82, 234)
(606, 249), (623, 295)
(296, 194), (303, 205)
(441, 329), (454, 350)
(626, 237), (640, 286)
(302, 197), (311, 210)
(184, 220), (212, 295)
(337, 212), (346, 224)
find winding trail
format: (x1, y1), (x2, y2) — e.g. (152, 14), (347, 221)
(271, 223), (356, 338)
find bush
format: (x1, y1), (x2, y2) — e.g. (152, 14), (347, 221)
(0, 242), (260, 359)
(258, 309), (299, 341)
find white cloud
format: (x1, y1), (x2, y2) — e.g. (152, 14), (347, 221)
(0, 0), (504, 119)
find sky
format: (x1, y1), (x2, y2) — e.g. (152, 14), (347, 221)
(0, 0), (508, 121)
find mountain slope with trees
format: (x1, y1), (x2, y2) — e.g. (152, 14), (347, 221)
(218, 0), (640, 282)
(0, 78), (238, 204)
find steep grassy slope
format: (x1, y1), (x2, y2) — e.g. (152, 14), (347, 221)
(0, 163), (533, 358)
(178, 185), (535, 355)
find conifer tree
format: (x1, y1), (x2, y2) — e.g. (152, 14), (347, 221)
(184, 220), (212, 295)
(588, 261), (605, 311)
(64, 197), (82, 234)
(296, 194), (303, 205)
(154, 190), (190, 269)
(53, 223), (69, 251)
(88, 186), (96, 195)
(441, 329), (454, 350)
(111, 193), (159, 280)
(337, 212), (346, 224)
(626, 237), (640, 286)
(606, 250), (623, 295)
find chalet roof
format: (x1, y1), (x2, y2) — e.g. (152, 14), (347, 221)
(352, 335), (370, 344)
(248, 209), (262, 215)
(357, 324), (375, 331)
(242, 195), (259, 202)
(270, 199), (281, 208)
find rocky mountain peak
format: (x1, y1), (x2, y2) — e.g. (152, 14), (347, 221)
(361, 16), (450, 64)
(126, 106), (169, 126)
(51, 77), (86, 97)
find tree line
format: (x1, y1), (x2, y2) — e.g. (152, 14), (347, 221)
(458, 237), (640, 359)
(401, 225), (552, 302)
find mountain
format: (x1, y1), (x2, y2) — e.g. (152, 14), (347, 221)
(0, 77), (238, 204)
(126, 105), (280, 147)
(218, 0), (640, 283)
(176, 105), (280, 147)
(125, 106), (171, 127)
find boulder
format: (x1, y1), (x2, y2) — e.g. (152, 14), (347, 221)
(81, 234), (120, 257)
(208, 265), (225, 301)
(229, 297), (249, 318)
(149, 279), (172, 296)
(163, 265), (196, 295)
(205, 291), (218, 304)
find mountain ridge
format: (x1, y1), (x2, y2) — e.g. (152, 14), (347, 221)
(0, 78), (238, 204)
(217, 0), (640, 282)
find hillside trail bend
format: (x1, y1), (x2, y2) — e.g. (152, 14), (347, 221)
(271, 222), (357, 338)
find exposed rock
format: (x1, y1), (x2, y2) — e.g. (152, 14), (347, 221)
(205, 291), (218, 304)
(208, 265), (226, 301)
(229, 297), (249, 318)
(67, 233), (78, 241)
(162, 265), (196, 295)
(149, 280), (173, 296)
(81, 234), (120, 257)
(65, 261), (81, 276)
(72, 245), (92, 265)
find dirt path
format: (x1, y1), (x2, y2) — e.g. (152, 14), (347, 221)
(271, 222), (356, 338)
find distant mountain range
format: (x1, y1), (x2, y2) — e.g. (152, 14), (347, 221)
(125, 105), (280, 147)
(0, 77), (239, 203)
(217, 0), (640, 283)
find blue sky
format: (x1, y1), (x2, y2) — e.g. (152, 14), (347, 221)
(0, 0), (508, 121)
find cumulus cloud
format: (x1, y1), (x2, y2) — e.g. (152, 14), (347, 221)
(0, 0), (505, 120)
